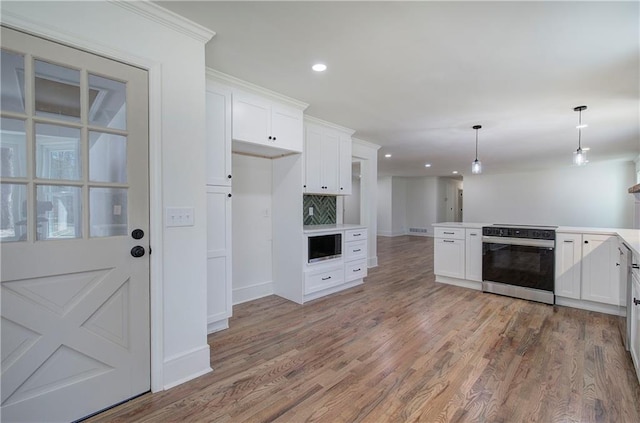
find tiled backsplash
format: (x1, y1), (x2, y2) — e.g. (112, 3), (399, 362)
(303, 195), (336, 225)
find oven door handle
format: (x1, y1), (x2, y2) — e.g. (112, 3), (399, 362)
(482, 236), (554, 248)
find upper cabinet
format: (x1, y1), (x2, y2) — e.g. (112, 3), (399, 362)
(205, 81), (232, 186)
(304, 117), (354, 195)
(232, 90), (304, 156)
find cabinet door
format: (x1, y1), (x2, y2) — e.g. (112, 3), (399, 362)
(555, 233), (582, 299)
(304, 125), (324, 193)
(321, 130), (340, 193)
(271, 104), (303, 153)
(434, 238), (465, 279)
(338, 134), (352, 195)
(206, 186), (232, 331)
(582, 235), (619, 305)
(206, 84), (232, 186)
(631, 272), (640, 379)
(465, 229), (482, 282)
(232, 91), (270, 146)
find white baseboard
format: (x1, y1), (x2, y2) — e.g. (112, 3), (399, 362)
(163, 344), (212, 390)
(408, 232), (433, 237)
(303, 279), (363, 303)
(555, 297), (625, 316)
(233, 280), (274, 305)
(207, 318), (229, 334)
(377, 231), (407, 237)
(368, 256), (378, 268)
(435, 275), (483, 291)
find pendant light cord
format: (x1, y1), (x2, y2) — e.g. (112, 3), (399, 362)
(475, 128), (479, 160)
(578, 109), (582, 150)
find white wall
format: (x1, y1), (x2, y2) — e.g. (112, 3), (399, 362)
(231, 154), (273, 303)
(406, 177), (439, 236)
(391, 177), (407, 235)
(464, 160), (636, 228)
(377, 176), (393, 236)
(2, 1), (214, 391)
(343, 162), (361, 224)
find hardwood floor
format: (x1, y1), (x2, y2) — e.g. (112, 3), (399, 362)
(87, 235), (640, 423)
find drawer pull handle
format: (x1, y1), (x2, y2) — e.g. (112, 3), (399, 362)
(353, 249), (361, 252)
(470, 234), (477, 236)
(322, 276), (331, 281)
(353, 268), (361, 272)
(353, 233), (362, 237)
(634, 297), (640, 306)
(444, 232), (454, 234)
(443, 240), (455, 243)
(564, 240), (573, 243)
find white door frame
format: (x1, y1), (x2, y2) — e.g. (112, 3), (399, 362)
(1, 22), (166, 393)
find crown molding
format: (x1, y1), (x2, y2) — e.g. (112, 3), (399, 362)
(111, 0), (215, 44)
(353, 137), (381, 150)
(206, 68), (309, 110)
(305, 115), (356, 136)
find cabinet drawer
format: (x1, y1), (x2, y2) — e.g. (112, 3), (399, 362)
(305, 266), (344, 295)
(435, 227), (464, 240)
(345, 240), (367, 262)
(345, 259), (367, 282)
(345, 229), (367, 242)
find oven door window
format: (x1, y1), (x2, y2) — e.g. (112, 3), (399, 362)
(482, 243), (555, 292)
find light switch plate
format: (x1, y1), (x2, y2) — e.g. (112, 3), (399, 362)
(165, 207), (195, 227)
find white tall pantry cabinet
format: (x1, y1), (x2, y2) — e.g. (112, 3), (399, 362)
(205, 81), (233, 333)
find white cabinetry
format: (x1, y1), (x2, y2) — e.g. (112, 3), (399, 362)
(555, 232), (622, 314)
(206, 186), (232, 333)
(464, 228), (482, 282)
(303, 118), (354, 195)
(205, 81), (233, 333)
(206, 82), (232, 186)
(434, 228), (465, 280)
(344, 228), (368, 282)
(630, 269), (640, 383)
(582, 234), (619, 306)
(232, 90), (303, 154)
(555, 233), (582, 299)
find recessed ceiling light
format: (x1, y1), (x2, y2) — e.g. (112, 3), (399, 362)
(424, 163), (431, 167)
(384, 154), (392, 158)
(452, 171), (459, 174)
(312, 63), (327, 72)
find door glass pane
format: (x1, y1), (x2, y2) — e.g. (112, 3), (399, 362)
(34, 60), (81, 122)
(90, 187), (127, 237)
(36, 185), (82, 240)
(0, 183), (27, 242)
(1, 50), (25, 113)
(89, 74), (126, 130)
(89, 132), (127, 183)
(36, 123), (81, 180)
(0, 118), (27, 178)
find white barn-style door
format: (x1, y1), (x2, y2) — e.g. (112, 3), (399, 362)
(0, 26), (150, 422)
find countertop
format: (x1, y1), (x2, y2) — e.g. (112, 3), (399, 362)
(432, 222), (487, 229)
(432, 222), (640, 257)
(303, 224), (366, 234)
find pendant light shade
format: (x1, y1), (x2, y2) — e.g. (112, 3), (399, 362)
(573, 106), (587, 166)
(471, 125), (482, 174)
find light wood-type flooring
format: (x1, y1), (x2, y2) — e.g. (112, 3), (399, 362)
(87, 235), (640, 422)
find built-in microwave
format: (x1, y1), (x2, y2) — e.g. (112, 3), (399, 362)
(308, 233), (342, 263)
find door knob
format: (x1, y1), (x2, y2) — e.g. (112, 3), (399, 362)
(131, 229), (144, 240)
(131, 246), (145, 258)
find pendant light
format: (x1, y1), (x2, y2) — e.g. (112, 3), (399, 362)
(573, 105), (587, 166)
(471, 125), (482, 174)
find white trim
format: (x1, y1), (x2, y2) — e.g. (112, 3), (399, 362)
(162, 345), (213, 390)
(368, 256), (378, 268)
(233, 281), (274, 305)
(207, 319), (229, 334)
(206, 68), (309, 110)
(353, 137), (382, 151)
(555, 297), (625, 316)
(305, 115), (356, 135)
(435, 275), (483, 291)
(303, 279), (363, 303)
(110, 0), (215, 43)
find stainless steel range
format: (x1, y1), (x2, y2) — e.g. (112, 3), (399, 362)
(482, 224), (557, 304)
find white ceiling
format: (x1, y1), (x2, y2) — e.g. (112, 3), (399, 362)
(160, 1), (639, 177)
